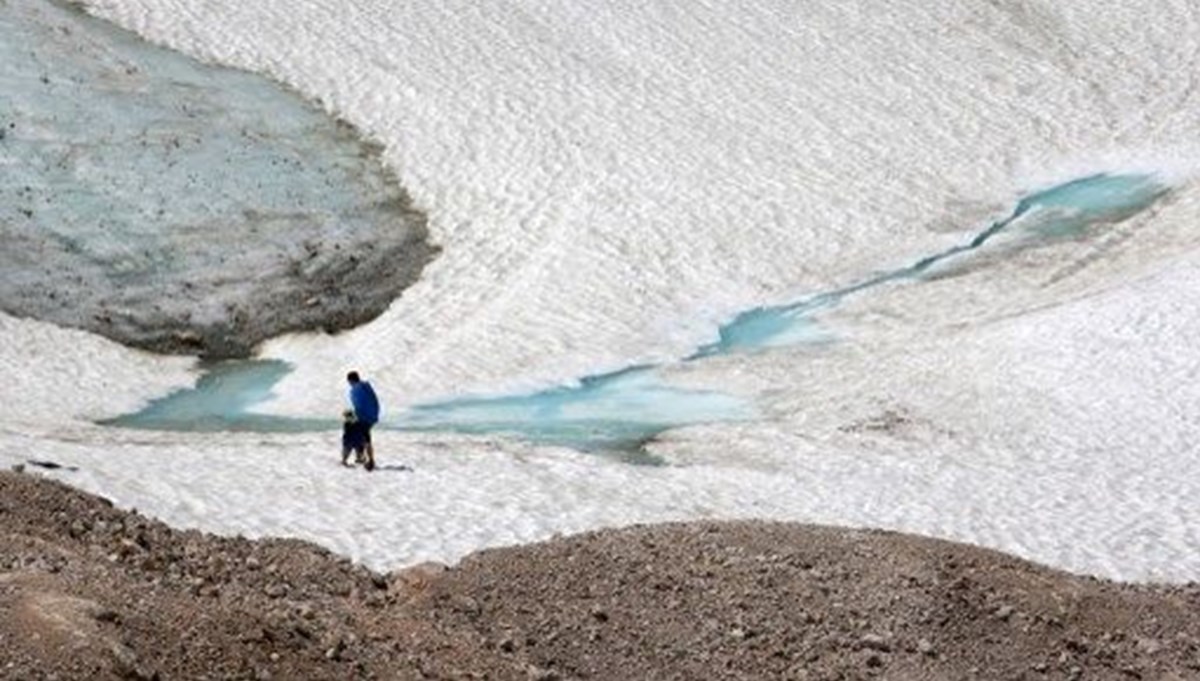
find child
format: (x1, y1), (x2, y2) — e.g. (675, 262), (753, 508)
(341, 409), (367, 466)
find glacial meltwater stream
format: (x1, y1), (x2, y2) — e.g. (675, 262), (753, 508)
(107, 173), (1168, 451)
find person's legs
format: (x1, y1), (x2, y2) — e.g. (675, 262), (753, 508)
(363, 425), (375, 471)
(344, 423), (367, 466)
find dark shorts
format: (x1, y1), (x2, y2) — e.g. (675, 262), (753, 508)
(342, 422), (369, 453)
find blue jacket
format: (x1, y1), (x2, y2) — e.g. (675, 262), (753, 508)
(349, 381), (380, 425)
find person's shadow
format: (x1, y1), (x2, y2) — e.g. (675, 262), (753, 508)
(372, 464), (414, 473)
(25, 459), (79, 472)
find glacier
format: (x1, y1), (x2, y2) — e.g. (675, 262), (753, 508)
(0, 0), (436, 358)
(108, 174), (1166, 455)
(2, 0), (1200, 582)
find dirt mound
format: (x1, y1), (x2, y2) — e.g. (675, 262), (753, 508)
(2, 470), (1198, 680)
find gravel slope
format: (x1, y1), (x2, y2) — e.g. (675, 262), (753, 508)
(2, 470), (1198, 680)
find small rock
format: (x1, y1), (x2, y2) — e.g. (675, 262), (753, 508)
(916, 638), (935, 656)
(172, 330), (203, 346)
(370, 572), (388, 590)
(995, 604), (1015, 620)
(391, 561), (449, 591)
(1136, 637), (1162, 655)
(453, 596), (481, 616)
(1065, 639), (1089, 654)
(527, 666), (560, 681)
(589, 606), (609, 622)
(110, 643), (154, 679)
(860, 633), (892, 652)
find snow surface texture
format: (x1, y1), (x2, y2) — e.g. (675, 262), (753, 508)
(108, 173), (1166, 456)
(0, 0), (436, 358)
(3, 0), (1200, 581)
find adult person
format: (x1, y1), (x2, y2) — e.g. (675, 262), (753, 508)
(346, 371), (381, 471)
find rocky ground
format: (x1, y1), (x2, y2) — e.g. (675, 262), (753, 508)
(2, 469), (1199, 680)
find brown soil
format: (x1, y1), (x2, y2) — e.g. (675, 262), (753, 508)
(2, 470), (1198, 680)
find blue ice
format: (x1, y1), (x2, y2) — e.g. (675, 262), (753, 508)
(1008, 173), (1166, 237)
(104, 361), (331, 433)
(403, 367), (753, 453)
(1, 0), (428, 357)
(1, 1), (398, 276)
(108, 362), (750, 454)
(693, 173), (1167, 357)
